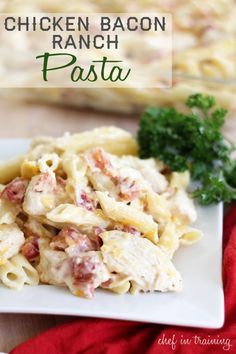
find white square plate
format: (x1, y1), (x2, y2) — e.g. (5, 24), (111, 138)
(0, 139), (224, 328)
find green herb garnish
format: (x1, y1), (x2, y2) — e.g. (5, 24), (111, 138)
(137, 93), (236, 205)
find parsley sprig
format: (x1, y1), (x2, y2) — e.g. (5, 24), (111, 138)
(138, 93), (236, 205)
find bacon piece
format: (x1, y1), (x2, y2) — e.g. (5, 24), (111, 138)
(91, 148), (112, 175)
(123, 226), (140, 237)
(51, 227), (94, 252)
(1, 177), (28, 204)
(118, 177), (140, 201)
(21, 236), (39, 261)
(90, 148), (140, 202)
(64, 227), (94, 251)
(88, 227), (104, 250)
(61, 252), (110, 299)
(70, 256), (100, 298)
(76, 190), (96, 211)
(94, 227), (104, 237)
(101, 278), (113, 288)
(50, 233), (67, 251)
(33, 173), (56, 193)
(56, 176), (67, 187)
(114, 224), (140, 237)
(72, 257), (96, 283)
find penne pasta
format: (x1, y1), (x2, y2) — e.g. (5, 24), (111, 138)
(146, 191), (171, 224)
(0, 155), (24, 184)
(96, 191), (158, 244)
(0, 199), (20, 225)
(158, 222), (179, 259)
(55, 127), (138, 156)
(0, 259), (25, 290)
(11, 254), (39, 286)
(0, 224), (25, 265)
(177, 226), (203, 245)
(47, 204), (110, 228)
(170, 171), (190, 190)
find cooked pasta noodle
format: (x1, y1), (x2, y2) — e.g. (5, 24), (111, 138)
(11, 254), (39, 285)
(0, 259), (25, 290)
(0, 156), (24, 184)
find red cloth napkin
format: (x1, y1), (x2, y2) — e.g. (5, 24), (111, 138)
(11, 206), (236, 354)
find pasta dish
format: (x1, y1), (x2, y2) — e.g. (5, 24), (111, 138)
(0, 127), (202, 298)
